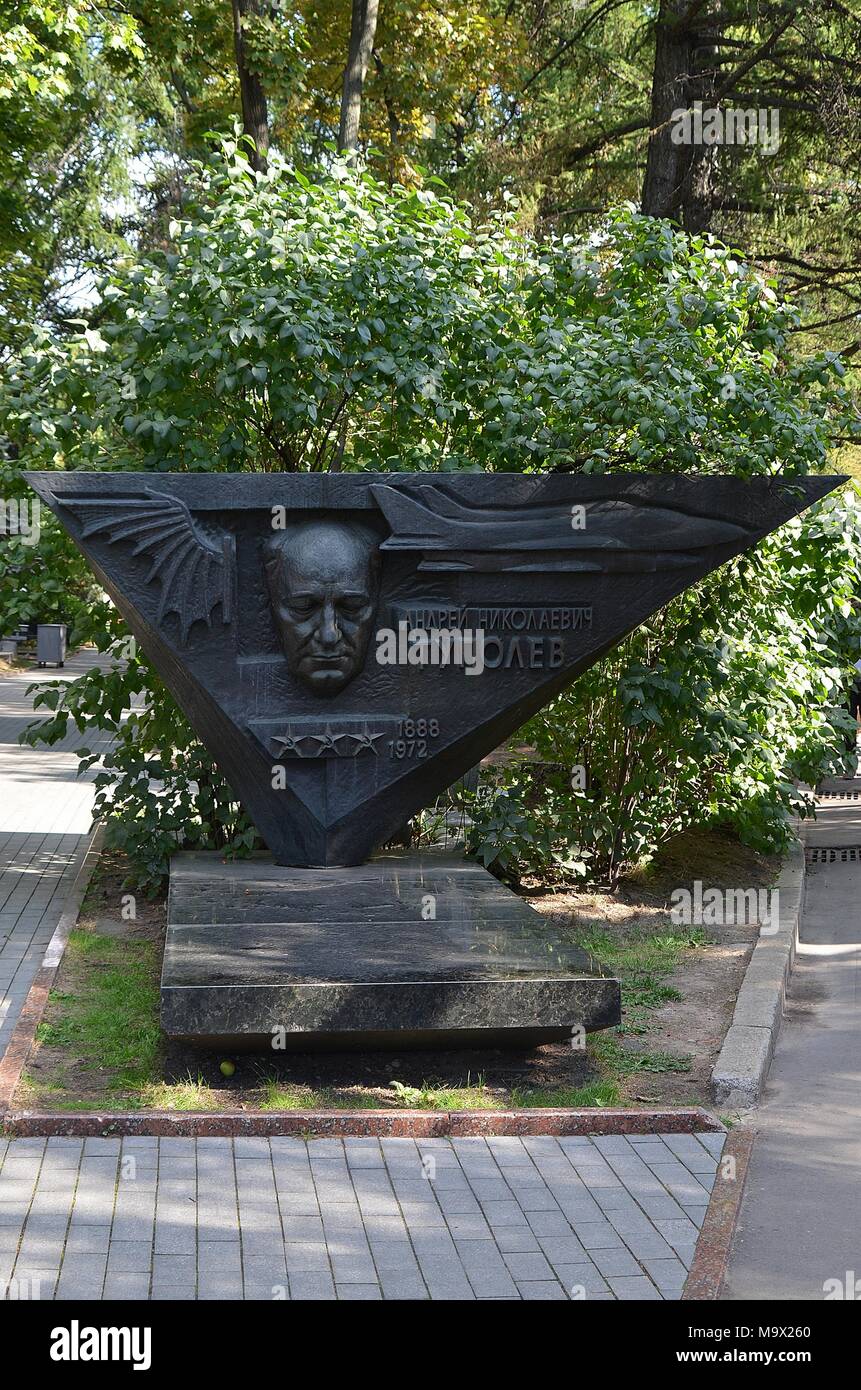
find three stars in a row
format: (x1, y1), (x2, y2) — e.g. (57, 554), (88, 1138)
(272, 724), (386, 758)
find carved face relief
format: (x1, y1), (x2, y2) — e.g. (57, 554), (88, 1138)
(263, 519), (381, 696)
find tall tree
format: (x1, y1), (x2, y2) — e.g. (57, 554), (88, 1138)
(457, 0), (861, 354)
(230, 0), (270, 169)
(0, 1), (145, 351)
(338, 0), (381, 153)
(641, 0), (721, 230)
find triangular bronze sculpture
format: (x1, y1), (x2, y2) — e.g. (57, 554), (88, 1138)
(28, 471), (840, 867)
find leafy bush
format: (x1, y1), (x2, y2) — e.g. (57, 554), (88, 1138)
(2, 138), (859, 887)
(3, 146), (853, 479)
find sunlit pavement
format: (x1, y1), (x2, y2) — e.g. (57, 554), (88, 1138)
(723, 779), (861, 1299)
(0, 1132), (723, 1301)
(0, 649), (111, 1060)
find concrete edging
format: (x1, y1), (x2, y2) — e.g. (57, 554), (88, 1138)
(682, 1126), (754, 1299)
(2, 1106), (725, 1139)
(710, 837), (804, 1110)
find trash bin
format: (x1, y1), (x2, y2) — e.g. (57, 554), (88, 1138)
(37, 623), (67, 667)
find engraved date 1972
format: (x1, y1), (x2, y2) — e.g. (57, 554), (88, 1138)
(388, 718), (440, 759)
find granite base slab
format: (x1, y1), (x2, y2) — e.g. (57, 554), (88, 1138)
(161, 851), (621, 1051)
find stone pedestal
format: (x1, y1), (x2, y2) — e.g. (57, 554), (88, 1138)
(161, 850), (620, 1051)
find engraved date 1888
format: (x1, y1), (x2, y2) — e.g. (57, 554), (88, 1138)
(388, 718), (440, 759)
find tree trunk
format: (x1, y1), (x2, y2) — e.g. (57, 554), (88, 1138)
(641, 0), (720, 232)
(338, 0), (381, 155)
(230, 0), (270, 172)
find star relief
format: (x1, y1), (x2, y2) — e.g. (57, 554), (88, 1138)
(349, 725), (384, 754)
(311, 725), (349, 755)
(272, 731), (304, 757)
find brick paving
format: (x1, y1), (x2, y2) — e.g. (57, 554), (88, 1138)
(0, 1132), (724, 1301)
(0, 649), (113, 1060)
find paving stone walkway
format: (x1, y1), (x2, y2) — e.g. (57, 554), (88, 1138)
(0, 650), (111, 1060)
(0, 1132), (723, 1301)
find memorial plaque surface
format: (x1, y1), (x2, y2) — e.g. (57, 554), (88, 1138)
(161, 851), (620, 1049)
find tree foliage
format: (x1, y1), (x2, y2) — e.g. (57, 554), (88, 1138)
(4, 143), (854, 480)
(445, 1), (861, 358)
(2, 2), (859, 358)
(0, 1), (143, 349)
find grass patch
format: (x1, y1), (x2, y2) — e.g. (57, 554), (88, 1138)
(572, 927), (704, 1093)
(508, 1081), (622, 1108)
(16, 1075), (143, 1112)
(593, 1035), (693, 1076)
(36, 931), (160, 1091)
(141, 1074), (218, 1111)
(577, 926), (708, 977)
(260, 1080), (379, 1111)
(388, 1076), (498, 1110)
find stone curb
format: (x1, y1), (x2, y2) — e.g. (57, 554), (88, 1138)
(682, 1126), (754, 1299)
(710, 837), (805, 1109)
(0, 822), (104, 1118)
(2, 1105), (724, 1139)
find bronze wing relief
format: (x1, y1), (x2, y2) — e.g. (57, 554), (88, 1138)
(53, 488), (235, 643)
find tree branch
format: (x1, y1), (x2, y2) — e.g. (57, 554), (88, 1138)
(561, 117), (650, 168)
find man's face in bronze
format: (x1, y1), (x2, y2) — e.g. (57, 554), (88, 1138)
(264, 520), (380, 696)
